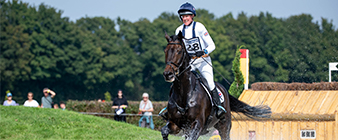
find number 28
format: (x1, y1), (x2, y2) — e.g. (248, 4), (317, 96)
(187, 43), (200, 51)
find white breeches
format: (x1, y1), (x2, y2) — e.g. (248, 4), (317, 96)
(190, 57), (215, 90)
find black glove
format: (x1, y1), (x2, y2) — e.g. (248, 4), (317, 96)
(195, 51), (205, 57)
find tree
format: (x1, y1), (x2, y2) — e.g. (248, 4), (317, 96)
(104, 91), (112, 102)
(229, 45), (245, 98)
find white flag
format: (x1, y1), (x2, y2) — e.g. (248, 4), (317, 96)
(329, 62), (338, 71)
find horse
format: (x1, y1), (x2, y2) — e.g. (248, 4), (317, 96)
(161, 31), (271, 140)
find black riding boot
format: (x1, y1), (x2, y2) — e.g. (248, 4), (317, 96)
(211, 88), (226, 118)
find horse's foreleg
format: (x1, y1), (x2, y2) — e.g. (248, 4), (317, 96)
(161, 123), (170, 140)
(186, 120), (202, 140)
(161, 121), (180, 140)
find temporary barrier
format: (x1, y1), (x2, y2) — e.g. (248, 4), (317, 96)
(231, 90), (338, 140)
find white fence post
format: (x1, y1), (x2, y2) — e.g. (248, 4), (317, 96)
(329, 62), (338, 82)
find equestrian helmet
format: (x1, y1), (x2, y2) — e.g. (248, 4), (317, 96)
(178, 2), (196, 16)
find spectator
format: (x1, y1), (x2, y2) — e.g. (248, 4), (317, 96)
(138, 93), (154, 129)
(23, 92), (40, 107)
(112, 89), (128, 122)
(3, 93), (18, 106)
(53, 103), (59, 109)
(41, 88), (56, 108)
(59, 101), (66, 110)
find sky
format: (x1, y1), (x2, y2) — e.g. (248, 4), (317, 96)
(19, 0), (338, 29)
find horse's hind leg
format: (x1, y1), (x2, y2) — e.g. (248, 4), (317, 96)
(214, 116), (231, 140)
(186, 120), (202, 140)
(161, 122), (180, 140)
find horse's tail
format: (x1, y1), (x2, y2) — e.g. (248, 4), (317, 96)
(229, 94), (271, 120)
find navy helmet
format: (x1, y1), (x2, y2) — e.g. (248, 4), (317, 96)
(178, 2), (196, 16)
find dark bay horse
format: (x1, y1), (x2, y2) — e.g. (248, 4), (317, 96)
(161, 31), (271, 140)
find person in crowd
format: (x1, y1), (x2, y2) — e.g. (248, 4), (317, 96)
(53, 103), (59, 109)
(175, 2), (226, 117)
(112, 89), (128, 122)
(138, 93), (154, 129)
(3, 93), (18, 106)
(23, 92), (40, 107)
(41, 88), (56, 108)
(59, 101), (66, 110)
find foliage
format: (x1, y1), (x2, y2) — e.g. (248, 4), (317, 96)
(4, 90), (10, 100)
(229, 45), (245, 98)
(1, 1), (337, 103)
(104, 91), (112, 102)
(251, 82), (338, 90)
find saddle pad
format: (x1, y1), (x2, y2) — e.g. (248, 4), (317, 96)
(200, 84), (224, 104)
(192, 71), (224, 104)
(217, 88), (225, 103)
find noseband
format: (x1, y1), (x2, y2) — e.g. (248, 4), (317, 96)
(165, 42), (190, 78)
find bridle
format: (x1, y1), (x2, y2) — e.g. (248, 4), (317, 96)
(165, 42), (193, 115)
(165, 42), (191, 79)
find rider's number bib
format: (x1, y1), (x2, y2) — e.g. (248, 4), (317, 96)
(183, 37), (202, 54)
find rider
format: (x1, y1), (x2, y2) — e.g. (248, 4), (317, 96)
(175, 2), (226, 117)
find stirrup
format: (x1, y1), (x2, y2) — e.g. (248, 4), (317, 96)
(217, 105), (227, 113)
(159, 107), (168, 120)
(158, 107), (167, 115)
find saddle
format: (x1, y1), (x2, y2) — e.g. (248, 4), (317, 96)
(159, 70), (225, 122)
(191, 70), (210, 91)
(191, 70), (225, 104)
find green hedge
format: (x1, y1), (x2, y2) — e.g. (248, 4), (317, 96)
(66, 100), (168, 131)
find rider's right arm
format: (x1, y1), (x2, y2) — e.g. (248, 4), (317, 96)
(196, 22), (215, 54)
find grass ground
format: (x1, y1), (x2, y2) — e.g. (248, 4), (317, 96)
(0, 106), (163, 139)
(0, 106), (216, 139)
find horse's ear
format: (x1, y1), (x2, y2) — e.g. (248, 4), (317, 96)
(177, 31), (183, 40)
(165, 31), (171, 42)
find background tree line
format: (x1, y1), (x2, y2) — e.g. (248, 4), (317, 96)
(1, 0), (337, 104)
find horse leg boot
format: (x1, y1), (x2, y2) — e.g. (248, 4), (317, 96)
(161, 124), (170, 140)
(211, 88), (226, 118)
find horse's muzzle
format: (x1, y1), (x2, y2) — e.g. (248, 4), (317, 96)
(163, 71), (175, 82)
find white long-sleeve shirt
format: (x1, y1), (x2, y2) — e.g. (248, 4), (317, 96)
(175, 21), (216, 55)
(24, 100), (39, 107)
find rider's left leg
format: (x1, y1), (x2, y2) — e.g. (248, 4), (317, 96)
(211, 88), (226, 118)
